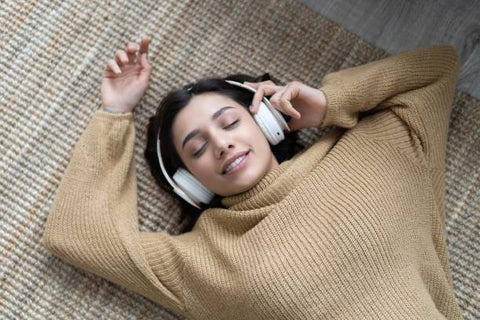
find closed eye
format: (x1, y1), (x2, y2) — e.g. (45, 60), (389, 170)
(224, 120), (239, 128)
(192, 120), (240, 157)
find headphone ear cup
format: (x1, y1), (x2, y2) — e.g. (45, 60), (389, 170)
(223, 79), (290, 141)
(253, 101), (286, 145)
(173, 167), (215, 205)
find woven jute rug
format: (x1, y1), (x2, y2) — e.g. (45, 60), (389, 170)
(1, 0), (478, 319)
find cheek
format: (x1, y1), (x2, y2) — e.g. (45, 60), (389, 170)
(248, 123), (270, 149)
(183, 156), (213, 180)
(244, 118), (264, 139)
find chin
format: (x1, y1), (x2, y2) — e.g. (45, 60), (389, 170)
(227, 172), (266, 196)
(215, 183), (251, 197)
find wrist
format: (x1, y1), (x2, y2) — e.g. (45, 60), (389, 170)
(316, 89), (328, 125)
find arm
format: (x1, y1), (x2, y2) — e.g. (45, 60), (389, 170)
(41, 110), (188, 316)
(319, 44), (461, 168)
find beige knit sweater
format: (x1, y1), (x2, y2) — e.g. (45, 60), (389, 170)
(42, 45), (463, 320)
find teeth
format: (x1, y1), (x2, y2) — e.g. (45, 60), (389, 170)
(225, 155), (246, 173)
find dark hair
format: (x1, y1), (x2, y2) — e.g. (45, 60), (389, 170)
(144, 73), (300, 232)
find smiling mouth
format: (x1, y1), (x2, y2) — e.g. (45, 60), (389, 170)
(222, 151), (250, 175)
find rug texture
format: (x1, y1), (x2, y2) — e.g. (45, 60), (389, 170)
(0, 0), (478, 319)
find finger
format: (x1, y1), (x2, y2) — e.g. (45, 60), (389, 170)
(243, 80), (276, 89)
(270, 90), (299, 119)
(243, 81), (259, 89)
(280, 85), (301, 119)
(126, 42), (139, 64)
(138, 52), (152, 83)
(115, 49), (128, 66)
(251, 85), (278, 114)
(279, 96), (301, 119)
(269, 91), (287, 112)
(106, 59), (122, 74)
(138, 37), (150, 60)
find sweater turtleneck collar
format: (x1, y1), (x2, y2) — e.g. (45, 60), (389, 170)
(220, 155), (294, 210)
(220, 128), (343, 211)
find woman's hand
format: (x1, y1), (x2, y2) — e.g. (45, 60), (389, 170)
(100, 37), (152, 113)
(245, 80), (328, 131)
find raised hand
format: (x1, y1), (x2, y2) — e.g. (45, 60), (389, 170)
(245, 80), (328, 131)
(100, 37), (152, 113)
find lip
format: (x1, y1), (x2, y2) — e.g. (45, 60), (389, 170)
(223, 152), (250, 176)
(222, 150), (250, 174)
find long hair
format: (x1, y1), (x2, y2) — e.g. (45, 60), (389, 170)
(144, 73), (300, 232)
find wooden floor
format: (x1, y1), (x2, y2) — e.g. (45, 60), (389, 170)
(299, 0), (480, 99)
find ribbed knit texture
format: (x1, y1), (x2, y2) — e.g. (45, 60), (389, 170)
(42, 45), (463, 320)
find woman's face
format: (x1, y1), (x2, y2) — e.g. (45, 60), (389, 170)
(172, 92), (279, 197)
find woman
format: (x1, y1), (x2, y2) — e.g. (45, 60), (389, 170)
(42, 37), (463, 319)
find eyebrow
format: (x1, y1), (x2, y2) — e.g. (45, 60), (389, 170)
(182, 106), (235, 149)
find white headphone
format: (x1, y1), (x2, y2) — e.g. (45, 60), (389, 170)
(156, 80), (290, 209)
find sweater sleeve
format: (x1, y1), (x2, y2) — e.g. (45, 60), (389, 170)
(318, 44), (460, 169)
(41, 109), (188, 316)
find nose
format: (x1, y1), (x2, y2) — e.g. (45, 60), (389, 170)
(212, 134), (234, 159)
